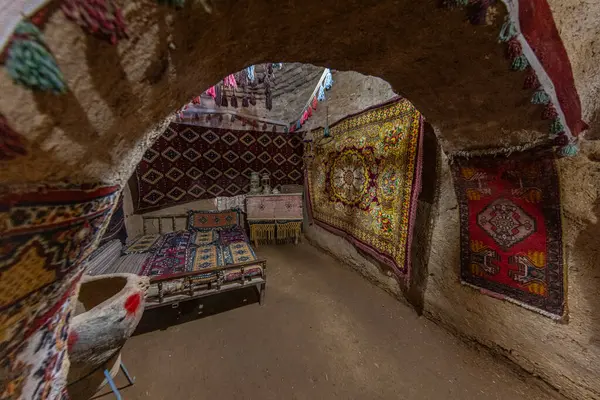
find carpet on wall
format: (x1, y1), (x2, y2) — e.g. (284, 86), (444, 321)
(451, 149), (566, 319)
(133, 124), (304, 213)
(306, 98), (423, 280)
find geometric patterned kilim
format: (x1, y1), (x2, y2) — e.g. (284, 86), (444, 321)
(451, 149), (566, 319)
(134, 124), (304, 213)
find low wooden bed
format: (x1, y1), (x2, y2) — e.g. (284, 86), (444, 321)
(88, 211), (266, 309)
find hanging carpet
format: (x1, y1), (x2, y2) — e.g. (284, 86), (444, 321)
(451, 149), (566, 319)
(134, 124), (304, 213)
(306, 98), (423, 279)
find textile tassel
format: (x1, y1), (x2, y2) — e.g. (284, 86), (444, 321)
(205, 86), (216, 98)
(542, 104), (558, 120)
(550, 118), (564, 135)
(312, 96), (318, 110)
(498, 16), (517, 42)
(467, 0), (496, 25)
(323, 69), (333, 90)
(215, 85), (222, 106)
(61, 0), (128, 44)
(250, 93), (257, 106)
(531, 89), (550, 105)
(246, 65), (255, 81)
(511, 55), (529, 71)
(242, 96), (249, 107)
(221, 94), (228, 107)
(266, 89), (272, 110)
(296, 121), (302, 130)
(523, 67), (540, 89)
(262, 123), (267, 131)
(0, 115), (28, 160)
(284, 126), (289, 134)
(307, 107), (312, 117)
(230, 94), (238, 108)
(290, 124), (296, 133)
(267, 63), (273, 75)
(272, 125), (277, 133)
(506, 38), (522, 61)
(5, 22), (67, 94)
(317, 86), (326, 101)
(559, 143), (578, 157)
(553, 133), (569, 147)
(192, 96), (201, 104)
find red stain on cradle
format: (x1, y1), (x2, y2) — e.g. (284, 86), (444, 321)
(124, 293), (141, 315)
(68, 331), (79, 351)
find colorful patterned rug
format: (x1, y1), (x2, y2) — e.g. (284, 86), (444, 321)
(140, 231), (193, 277)
(306, 98), (423, 279)
(133, 124), (304, 212)
(451, 149), (566, 319)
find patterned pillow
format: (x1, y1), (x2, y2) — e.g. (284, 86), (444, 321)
(187, 209), (240, 231)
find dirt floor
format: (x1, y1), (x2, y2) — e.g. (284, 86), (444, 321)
(106, 243), (564, 400)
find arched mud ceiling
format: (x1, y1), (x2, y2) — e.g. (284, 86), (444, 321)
(0, 0), (550, 186)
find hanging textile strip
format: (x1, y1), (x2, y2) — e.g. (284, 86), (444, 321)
(451, 149), (566, 319)
(61, 0), (128, 44)
(4, 21), (66, 94)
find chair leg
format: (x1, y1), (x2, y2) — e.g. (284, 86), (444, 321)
(104, 369), (123, 400)
(120, 361), (136, 385)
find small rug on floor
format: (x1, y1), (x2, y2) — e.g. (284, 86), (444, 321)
(451, 149), (566, 319)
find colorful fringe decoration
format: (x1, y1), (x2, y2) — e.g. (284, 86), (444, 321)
(317, 85), (326, 102)
(61, 0), (128, 44)
(553, 134), (569, 147)
(250, 223), (275, 245)
(494, 4), (575, 156)
(542, 104), (558, 120)
(191, 96), (201, 104)
(550, 119), (564, 135)
(531, 89), (550, 105)
(312, 96), (318, 110)
(230, 94), (238, 108)
(0, 115), (28, 161)
(523, 67), (540, 89)
(4, 22), (66, 94)
(559, 143), (578, 157)
(157, 0), (185, 7)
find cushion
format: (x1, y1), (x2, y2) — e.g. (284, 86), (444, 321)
(187, 209), (239, 231)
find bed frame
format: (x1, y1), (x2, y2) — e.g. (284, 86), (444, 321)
(140, 214), (267, 309)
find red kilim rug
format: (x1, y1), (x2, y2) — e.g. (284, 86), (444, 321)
(451, 149), (566, 319)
